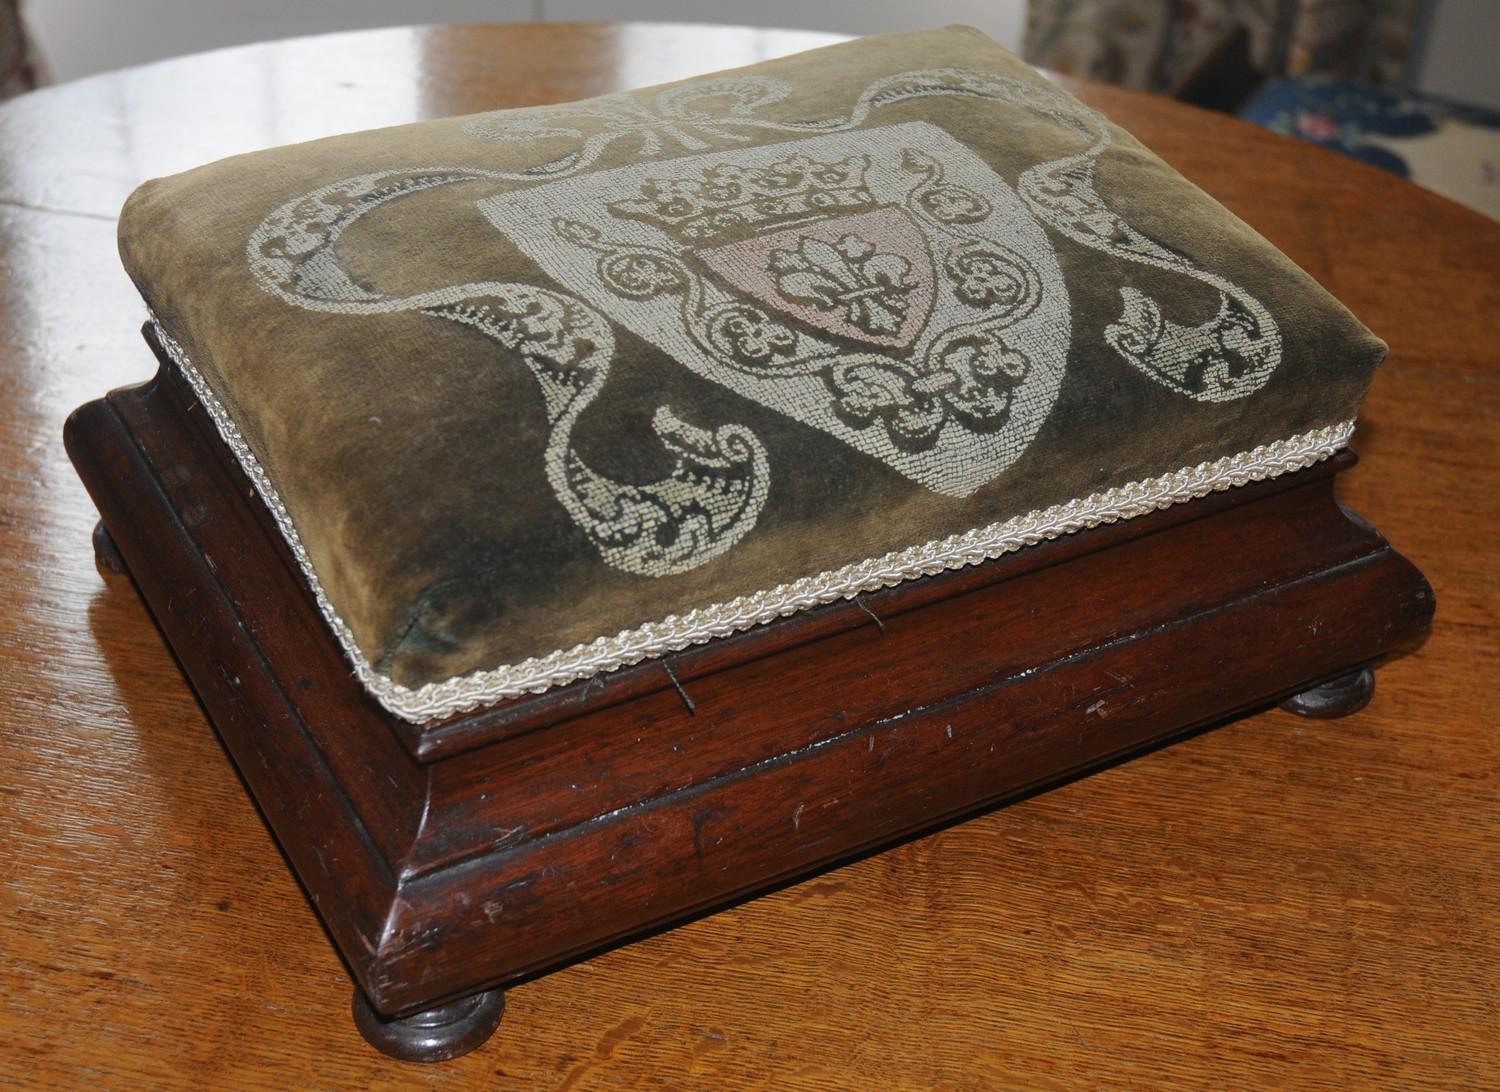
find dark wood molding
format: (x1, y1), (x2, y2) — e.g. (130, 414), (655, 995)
(64, 334), (1434, 1053)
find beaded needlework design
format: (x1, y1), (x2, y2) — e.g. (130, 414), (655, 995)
(211, 59), (1339, 720)
(155, 321), (1349, 723)
(248, 66), (1285, 581)
(484, 122), (1070, 498)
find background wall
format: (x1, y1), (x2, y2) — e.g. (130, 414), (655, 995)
(20, 0), (1498, 111)
(1416, 0), (1500, 110)
(21, 0), (1026, 83)
(24, 0), (535, 80)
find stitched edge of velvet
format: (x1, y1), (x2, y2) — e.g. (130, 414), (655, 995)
(152, 319), (1356, 725)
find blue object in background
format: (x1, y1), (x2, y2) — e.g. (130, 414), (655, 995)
(1241, 75), (1500, 219)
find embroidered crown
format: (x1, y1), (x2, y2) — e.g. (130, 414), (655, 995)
(608, 153), (876, 246)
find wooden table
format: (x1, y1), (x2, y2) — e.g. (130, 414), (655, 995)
(1, 22), (1495, 1088)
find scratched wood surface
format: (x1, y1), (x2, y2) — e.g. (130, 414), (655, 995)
(1, 22), (1495, 1090)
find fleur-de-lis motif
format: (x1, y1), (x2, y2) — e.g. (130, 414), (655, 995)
(768, 234), (915, 337)
(827, 325), (1032, 450)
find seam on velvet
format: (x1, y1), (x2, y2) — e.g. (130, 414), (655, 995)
(152, 319), (1355, 725)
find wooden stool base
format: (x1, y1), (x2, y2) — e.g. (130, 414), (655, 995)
(62, 327), (1435, 1060)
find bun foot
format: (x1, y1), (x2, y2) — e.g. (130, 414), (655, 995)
(93, 520), (127, 575)
(1281, 667), (1375, 719)
(352, 986), (505, 1063)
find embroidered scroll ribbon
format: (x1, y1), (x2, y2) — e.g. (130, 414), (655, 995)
(247, 168), (769, 578)
(245, 63), (1285, 579)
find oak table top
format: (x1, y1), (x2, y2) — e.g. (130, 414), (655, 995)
(2, 22), (1496, 1090)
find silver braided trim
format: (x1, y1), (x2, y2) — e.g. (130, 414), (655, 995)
(153, 320), (1354, 724)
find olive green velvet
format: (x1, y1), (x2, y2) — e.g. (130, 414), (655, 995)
(116, 26), (1383, 703)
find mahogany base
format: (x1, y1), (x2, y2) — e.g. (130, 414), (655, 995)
(63, 327), (1433, 1060)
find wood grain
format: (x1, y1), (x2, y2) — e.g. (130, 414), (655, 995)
(2, 22), (1496, 1089)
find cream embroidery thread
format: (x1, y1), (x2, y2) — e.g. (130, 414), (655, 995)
(226, 62), (1321, 718)
(462, 66), (1283, 399)
(507, 122), (1070, 499)
(157, 314), (1347, 726)
(248, 170), (769, 577)
(248, 67), (1285, 561)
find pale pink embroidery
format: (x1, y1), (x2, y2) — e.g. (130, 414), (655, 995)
(694, 206), (936, 350)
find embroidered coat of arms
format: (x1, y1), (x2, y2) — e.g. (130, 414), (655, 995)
(249, 67), (1282, 580)
(481, 121), (1071, 499)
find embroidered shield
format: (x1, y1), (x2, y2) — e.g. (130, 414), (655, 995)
(480, 121), (1072, 498)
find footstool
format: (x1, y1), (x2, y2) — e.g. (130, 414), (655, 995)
(64, 25), (1432, 1061)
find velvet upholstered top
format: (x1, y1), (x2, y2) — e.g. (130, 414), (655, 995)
(117, 26), (1384, 722)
